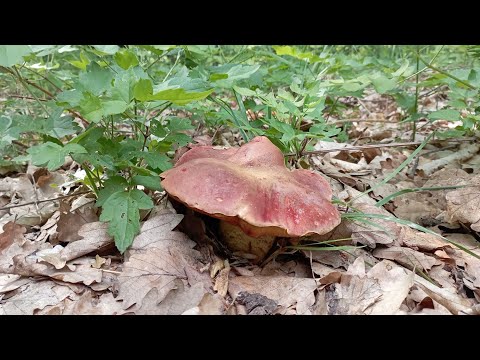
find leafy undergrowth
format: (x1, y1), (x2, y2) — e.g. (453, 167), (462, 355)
(1, 93), (480, 314)
(1, 45), (480, 314)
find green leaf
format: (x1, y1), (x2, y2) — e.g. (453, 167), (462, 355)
(99, 189), (153, 253)
(164, 133), (192, 147)
(150, 88), (213, 105)
(210, 64), (261, 88)
(0, 45), (32, 67)
(392, 59), (410, 77)
(43, 109), (80, 138)
(272, 46), (321, 63)
(68, 51), (91, 70)
(28, 142), (87, 170)
(428, 109), (461, 122)
(140, 152), (172, 171)
(209, 73), (228, 81)
(342, 82), (364, 92)
(0, 116), (21, 147)
(102, 100), (129, 116)
(96, 176), (128, 207)
(57, 89), (84, 107)
(78, 92), (104, 122)
(150, 72), (214, 105)
(371, 75), (396, 94)
(114, 49), (139, 70)
(133, 79), (153, 101)
(79, 62), (114, 96)
(92, 45), (120, 55)
(132, 175), (162, 190)
(167, 117), (195, 132)
(232, 86), (257, 96)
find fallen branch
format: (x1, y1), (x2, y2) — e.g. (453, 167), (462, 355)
(0, 191), (92, 211)
(417, 142), (480, 176)
(285, 138), (477, 157)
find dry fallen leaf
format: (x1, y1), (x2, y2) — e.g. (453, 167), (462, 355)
(347, 204), (402, 247)
(0, 172), (69, 227)
(117, 214), (212, 312)
(0, 222), (26, 252)
(365, 260), (414, 315)
(228, 276), (317, 315)
(59, 221), (113, 263)
(323, 257), (382, 315)
(136, 281), (208, 315)
(61, 291), (125, 315)
(213, 260), (230, 297)
(399, 226), (450, 252)
(373, 246), (440, 271)
(0, 280), (75, 315)
(56, 198), (98, 243)
(446, 173), (480, 232)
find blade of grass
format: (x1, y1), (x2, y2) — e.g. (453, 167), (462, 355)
(287, 245), (364, 251)
(347, 131), (434, 206)
(208, 95), (250, 142)
(342, 212), (480, 260)
(375, 185), (466, 207)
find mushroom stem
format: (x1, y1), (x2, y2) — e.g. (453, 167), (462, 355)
(219, 221), (276, 263)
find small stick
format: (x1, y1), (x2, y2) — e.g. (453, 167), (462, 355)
(286, 138), (476, 157)
(357, 99), (372, 115)
(101, 269), (122, 275)
(288, 142), (422, 156)
(332, 118), (397, 124)
(0, 191), (92, 211)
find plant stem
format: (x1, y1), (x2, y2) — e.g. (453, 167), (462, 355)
(12, 66), (50, 117)
(84, 166), (99, 196)
(412, 47), (420, 141)
(419, 57), (477, 90)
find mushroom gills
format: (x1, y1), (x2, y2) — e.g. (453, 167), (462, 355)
(219, 221), (276, 263)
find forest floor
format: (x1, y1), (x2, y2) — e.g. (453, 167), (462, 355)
(1, 89), (479, 315)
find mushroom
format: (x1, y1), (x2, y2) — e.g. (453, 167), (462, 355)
(160, 136), (341, 262)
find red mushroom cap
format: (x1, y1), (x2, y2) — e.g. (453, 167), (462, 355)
(160, 136), (341, 237)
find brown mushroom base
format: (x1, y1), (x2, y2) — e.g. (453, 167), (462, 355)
(219, 221), (276, 263)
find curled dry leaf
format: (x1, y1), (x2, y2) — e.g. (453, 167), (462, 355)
(59, 221), (113, 263)
(62, 291), (125, 315)
(117, 214), (212, 311)
(136, 281), (209, 315)
(399, 226), (450, 252)
(228, 276), (317, 315)
(0, 222), (26, 252)
(373, 246), (440, 271)
(13, 254), (102, 286)
(56, 198), (98, 243)
(365, 260), (414, 315)
(446, 173), (480, 232)
(347, 203), (402, 247)
(413, 271), (473, 315)
(320, 258), (413, 315)
(0, 280), (75, 315)
(0, 172), (68, 227)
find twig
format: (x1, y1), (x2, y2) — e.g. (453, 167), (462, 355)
(0, 191), (92, 211)
(357, 99), (372, 115)
(12, 140), (29, 149)
(287, 142), (422, 156)
(101, 269), (122, 274)
(332, 118), (397, 124)
(9, 95), (48, 101)
(285, 138), (476, 157)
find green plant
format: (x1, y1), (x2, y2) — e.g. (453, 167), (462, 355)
(1, 44), (479, 254)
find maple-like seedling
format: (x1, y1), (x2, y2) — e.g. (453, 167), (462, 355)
(160, 136), (341, 262)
